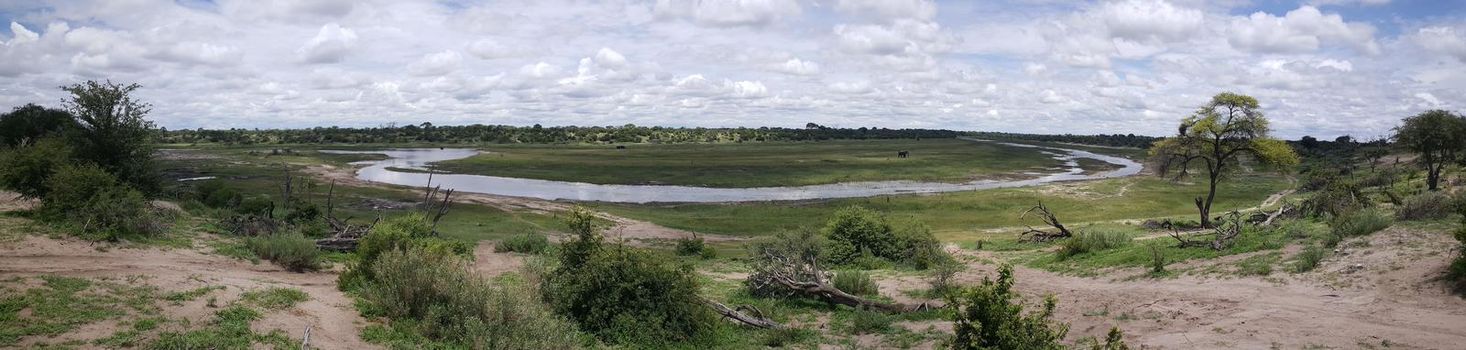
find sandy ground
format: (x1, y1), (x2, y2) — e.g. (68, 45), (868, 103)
(0, 234), (377, 349)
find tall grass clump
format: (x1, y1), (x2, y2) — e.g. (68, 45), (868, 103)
(1396, 192), (1454, 221)
(1056, 230), (1131, 259)
(495, 232), (549, 254)
(1329, 209), (1392, 238)
(362, 246), (585, 348)
(1292, 245), (1326, 273)
(245, 232), (321, 272)
(832, 270), (878, 296)
(674, 236), (716, 259)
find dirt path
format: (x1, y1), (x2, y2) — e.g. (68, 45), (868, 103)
(0, 235), (378, 349)
(899, 226), (1466, 349)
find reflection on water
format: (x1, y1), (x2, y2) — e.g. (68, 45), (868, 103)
(321, 140), (1142, 203)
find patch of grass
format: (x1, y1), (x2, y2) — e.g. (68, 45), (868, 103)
(761, 327), (817, 348)
(240, 288), (309, 310)
(1057, 230), (1132, 259)
(245, 232), (321, 272)
(1027, 225), (1288, 276)
(93, 317), (164, 348)
(1331, 209), (1393, 238)
(208, 238), (259, 263)
(1234, 252), (1279, 276)
(149, 305), (297, 349)
(163, 285), (224, 303)
(0, 276), (159, 346)
(832, 270), (879, 296)
(494, 232), (549, 254)
(433, 139), (1060, 188)
(842, 309), (894, 335)
(1292, 245), (1327, 273)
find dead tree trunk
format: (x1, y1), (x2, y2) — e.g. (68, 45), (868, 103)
(1020, 202), (1073, 242)
(705, 299), (783, 329)
(748, 251), (934, 313)
(1171, 211), (1243, 250)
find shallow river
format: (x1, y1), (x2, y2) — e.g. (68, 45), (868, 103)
(321, 139), (1142, 203)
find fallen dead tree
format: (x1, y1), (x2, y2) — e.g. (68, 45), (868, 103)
(746, 231), (935, 313)
(1019, 202), (1072, 242)
(704, 299), (783, 329)
(1170, 211), (1243, 250)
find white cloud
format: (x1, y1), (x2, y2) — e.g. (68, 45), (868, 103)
(654, 0), (800, 27)
(835, 0), (936, 21)
(1097, 0), (1203, 43)
(1227, 6), (1379, 55)
(297, 23), (357, 64)
(594, 47), (627, 68)
(774, 58), (820, 75)
(6, 22), (39, 45)
(1411, 26), (1466, 62)
(408, 50), (462, 76)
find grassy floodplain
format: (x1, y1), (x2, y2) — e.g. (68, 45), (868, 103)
(431, 138), (1070, 187)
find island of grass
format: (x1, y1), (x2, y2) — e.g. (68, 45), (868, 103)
(428, 138), (1089, 188)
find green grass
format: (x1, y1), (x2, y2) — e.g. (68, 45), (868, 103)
(149, 305), (298, 349)
(1023, 224), (1291, 276)
(0, 276), (160, 346)
(596, 174), (1290, 240)
(163, 285), (224, 303)
(240, 288), (309, 310)
(432, 139), (1063, 188)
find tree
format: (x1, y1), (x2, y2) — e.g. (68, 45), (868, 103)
(60, 80), (159, 193)
(1149, 93), (1299, 228)
(0, 104), (77, 148)
(1393, 110), (1466, 191)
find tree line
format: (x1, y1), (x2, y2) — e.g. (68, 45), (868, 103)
(968, 131), (1161, 149)
(160, 123), (962, 145)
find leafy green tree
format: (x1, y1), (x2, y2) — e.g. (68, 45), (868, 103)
(0, 104), (77, 148)
(1149, 93), (1299, 227)
(950, 264), (1132, 350)
(1393, 110), (1466, 191)
(60, 80), (160, 193)
(0, 137), (72, 198)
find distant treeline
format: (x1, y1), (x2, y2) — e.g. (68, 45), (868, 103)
(160, 123), (962, 144)
(965, 132), (1161, 149)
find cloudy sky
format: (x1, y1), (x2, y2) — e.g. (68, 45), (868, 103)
(1, 0), (1464, 138)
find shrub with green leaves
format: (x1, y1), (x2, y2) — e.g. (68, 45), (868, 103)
(746, 229), (826, 298)
(1301, 180), (1368, 218)
(246, 232), (321, 272)
(1056, 231), (1131, 259)
(1448, 226), (1466, 294)
(495, 232), (550, 254)
(1330, 209), (1392, 238)
(1292, 245), (1326, 273)
(845, 309), (893, 334)
(340, 213), (472, 289)
(832, 270), (878, 296)
(195, 180), (242, 209)
(362, 246), (584, 348)
(674, 236), (716, 259)
(823, 206), (952, 269)
(0, 137), (72, 198)
(949, 264), (1128, 350)
(41, 163), (162, 241)
(1396, 192), (1453, 221)
(543, 206), (721, 346)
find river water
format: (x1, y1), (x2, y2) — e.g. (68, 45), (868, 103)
(320, 140), (1142, 203)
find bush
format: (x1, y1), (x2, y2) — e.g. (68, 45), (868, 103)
(0, 104), (76, 148)
(674, 236), (716, 259)
(41, 164), (162, 240)
(237, 197), (273, 217)
(1396, 192), (1454, 221)
(950, 265), (1070, 349)
(495, 232), (550, 254)
(746, 230), (826, 297)
(845, 309), (892, 334)
(832, 270), (878, 296)
(1330, 209), (1392, 238)
(824, 206), (952, 269)
(1292, 245), (1326, 273)
(363, 246), (585, 348)
(340, 213), (471, 289)
(543, 208), (721, 346)
(0, 137), (72, 198)
(195, 181), (242, 209)
(246, 232), (321, 272)
(1148, 245), (1166, 275)
(1302, 181), (1368, 218)
(1448, 227), (1466, 294)
(1056, 231), (1131, 259)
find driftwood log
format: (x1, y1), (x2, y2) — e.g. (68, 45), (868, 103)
(1171, 211), (1243, 250)
(705, 299), (783, 329)
(747, 249), (934, 313)
(1020, 202), (1072, 242)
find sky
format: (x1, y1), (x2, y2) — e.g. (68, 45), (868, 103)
(1, 0), (1465, 138)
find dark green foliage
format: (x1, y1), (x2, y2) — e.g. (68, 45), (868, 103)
(1329, 209), (1392, 238)
(832, 270), (878, 296)
(949, 265), (1068, 350)
(495, 232), (550, 254)
(60, 80), (161, 194)
(845, 309), (893, 334)
(237, 197), (273, 216)
(195, 181), (243, 209)
(1393, 109), (1466, 191)
(360, 246), (584, 348)
(543, 207), (720, 346)
(746, 229), (826, 297)
(1057, 231), (1131, 259)
(42, 164), (161, 241)
(761, 327), (815, 348)
(823, 206), (952, 269)
(1396, 192), (1454, 221)
(341, 213), (471, 289)
(282, 199), (321, 224)
(1148, 245), (1166, 275)
(674, 236), (716, 259)
(0, 104), (77, 148)
(1301, 180), (1368, 218)
(0, 137), (72, 198)
(1292, 245), (1326, 273)
(1448, 226), (1466, 294)
(245, 232), (321, 272)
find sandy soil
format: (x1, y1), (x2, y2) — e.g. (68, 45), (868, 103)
(0, 235), (378, 349)
(873, 225), (1466, 349)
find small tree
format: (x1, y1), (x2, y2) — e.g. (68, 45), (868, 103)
(1393, 110), (1466, 191)
(0, 104), (77, 148)
(1149, 92), (1299, 227)
(60, 80), (160, 193)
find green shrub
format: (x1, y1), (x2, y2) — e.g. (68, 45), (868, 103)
(0, 137), (72, 198)
(746, 229), (825, 297)
(0, 104), (76, 148)
(1448, 227), (1466, 294)
(496, 232), (550, 254)
(543, 208), (720, 346)
(1148, 245), (1166, 275)
(363, 246), (585, 348)
(282, 199), (321, 224)
(1057, 231), (1131, 259)
(1396, 192), (1454, 221)
(823, 206), (953, 269)
(237, 197), (273, 216)
(1302, 181), (1368, 218)
(1292, 245), (1326, 273)
(950, 265), (1071, 349)
(845, 309), (892, 334)
(41, 163), (162, 241)
(1330, 209), (1392, 238)
(761, 327), (815, 347)
(832, 270), (878, 296)
(195, 181), (242, 209)
(341, 213), (471, 289)
(674, 236), (716, 259)
(246, 232), (321, 272)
